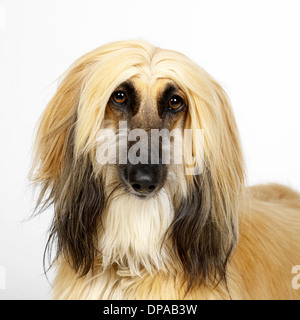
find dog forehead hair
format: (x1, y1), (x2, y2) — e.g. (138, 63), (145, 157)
(129, 77), (172, 130)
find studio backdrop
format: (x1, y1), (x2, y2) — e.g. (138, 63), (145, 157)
(0, 0), (299, 299)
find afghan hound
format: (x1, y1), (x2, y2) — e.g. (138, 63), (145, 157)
(31, 40), (300, 299)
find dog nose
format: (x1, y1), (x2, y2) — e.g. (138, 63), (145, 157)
(128, 165), (159, 194)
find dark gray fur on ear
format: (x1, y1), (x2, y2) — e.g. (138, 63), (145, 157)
(43, 129), (105, 276)
(170, 171), (237, 289)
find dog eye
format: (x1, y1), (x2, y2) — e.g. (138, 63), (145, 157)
(111, 91), (127, 105)
(168, 95), (184, 111)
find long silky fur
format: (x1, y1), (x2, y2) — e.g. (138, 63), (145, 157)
(37, 130), (235, 291)
(30, 40), (300, 300)
(31, 40), (242, 292)
(39, 125), (105, 276)
(170, 170), (236, 289)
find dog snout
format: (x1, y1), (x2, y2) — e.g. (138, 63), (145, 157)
(128, 165), (159, 194)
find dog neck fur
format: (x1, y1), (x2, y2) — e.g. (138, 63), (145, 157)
(99, 187), (174, 276)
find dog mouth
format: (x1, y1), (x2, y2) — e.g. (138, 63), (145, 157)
(131, 192), (152, 199)
(126, 187), (162, 200)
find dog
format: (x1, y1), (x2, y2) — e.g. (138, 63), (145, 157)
(31, 40), (300, 299)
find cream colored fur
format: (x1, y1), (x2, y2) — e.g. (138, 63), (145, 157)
(52, 184), (300, 300)
(31, 40), (300, 300)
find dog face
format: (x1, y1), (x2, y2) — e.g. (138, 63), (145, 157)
(31, 40), (245, 288)
(105, 77), (188, 198)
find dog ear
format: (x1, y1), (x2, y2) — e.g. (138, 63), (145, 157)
(172, 78), (245, 289)
(31, 61), (88, 187)
(46, 140), (105, 276)
(30, 56), (106, 274)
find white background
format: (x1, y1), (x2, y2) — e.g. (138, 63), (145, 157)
(0, 0), (299, 299)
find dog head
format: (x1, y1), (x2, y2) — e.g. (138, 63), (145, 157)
(101, 77), (188, 198)
(31, 40), (244, 288)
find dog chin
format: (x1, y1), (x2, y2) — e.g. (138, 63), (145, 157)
(100, 186), (174, 274)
